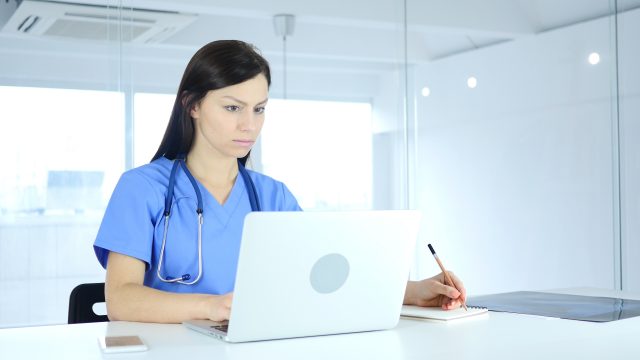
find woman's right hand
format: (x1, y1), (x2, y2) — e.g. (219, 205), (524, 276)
(106, 251), (234, 323)
(207, 293), (234, 321)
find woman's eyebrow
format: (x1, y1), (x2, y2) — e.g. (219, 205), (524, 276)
(222, 96), (268, 106)
(222, 95), (247, 106)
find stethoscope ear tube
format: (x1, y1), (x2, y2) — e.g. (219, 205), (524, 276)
(238, 162), (261, 211)
(164, 157), (182, 216)
(179, 160), (204, 214)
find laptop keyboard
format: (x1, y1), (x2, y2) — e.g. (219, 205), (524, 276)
(210, 324), (229, 334)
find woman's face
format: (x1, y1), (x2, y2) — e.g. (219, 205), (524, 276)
(190, 74), (268, 160)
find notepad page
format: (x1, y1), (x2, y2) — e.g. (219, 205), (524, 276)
(401, 305), (488, 321)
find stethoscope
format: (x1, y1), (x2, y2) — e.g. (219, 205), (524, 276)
(156, 157), (261, 285)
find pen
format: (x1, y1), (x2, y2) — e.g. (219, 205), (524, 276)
(427, 243), (468, 311)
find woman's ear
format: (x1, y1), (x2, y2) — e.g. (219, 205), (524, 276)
(190, 102), (200, 120)
(186, 97), (201, 121)
(180, 91), (197, 119)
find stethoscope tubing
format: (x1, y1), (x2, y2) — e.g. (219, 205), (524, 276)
(156, 157), (260, 285)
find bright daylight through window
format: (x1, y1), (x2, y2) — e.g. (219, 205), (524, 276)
(133, 94), (373, 211)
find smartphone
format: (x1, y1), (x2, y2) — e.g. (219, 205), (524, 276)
(98, 335), (148, 353)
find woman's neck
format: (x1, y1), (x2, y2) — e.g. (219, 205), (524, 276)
(185, 150), (238, 188)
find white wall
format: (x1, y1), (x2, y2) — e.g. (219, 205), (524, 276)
(411, 11), (639, 295)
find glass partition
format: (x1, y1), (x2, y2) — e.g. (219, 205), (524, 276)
(0, 1), (129, 326)
(0, 0), (407, 327)
(618, 4), (640, 292)
(407, 0), (639, 295)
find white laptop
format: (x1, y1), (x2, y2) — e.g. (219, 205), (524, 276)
(183, 210), (420, 343)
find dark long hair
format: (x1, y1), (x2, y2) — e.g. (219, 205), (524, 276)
(151, 40), (271, 165)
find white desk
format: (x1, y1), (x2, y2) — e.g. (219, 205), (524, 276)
(1, 288), (639, 359)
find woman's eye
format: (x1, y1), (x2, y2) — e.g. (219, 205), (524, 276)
(255, 107), (265, 114)
(225, 105), (240, 112)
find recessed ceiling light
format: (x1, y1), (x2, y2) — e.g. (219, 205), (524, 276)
(588, 52), (600, 65)
(421, 87), (431, 97)
(467, 76), (477, 89)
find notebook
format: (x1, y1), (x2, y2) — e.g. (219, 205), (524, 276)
(183, 210), (421, 342)
(401, 305), (488, 321)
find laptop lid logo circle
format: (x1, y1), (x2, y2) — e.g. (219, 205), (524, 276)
(309, 253), (350, 294)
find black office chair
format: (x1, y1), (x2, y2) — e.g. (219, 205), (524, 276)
(68, 282), (109, 324)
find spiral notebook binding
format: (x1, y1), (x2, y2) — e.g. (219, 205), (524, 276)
(400, 305), (489, 321)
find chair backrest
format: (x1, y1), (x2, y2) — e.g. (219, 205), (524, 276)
(68, 282), (109, 324)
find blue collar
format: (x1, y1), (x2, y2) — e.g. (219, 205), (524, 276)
(164, 158), (261, 216)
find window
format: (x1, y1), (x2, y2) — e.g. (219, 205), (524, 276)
(133, 93), (174, 167)
(0, 86), (123, 327)
(0, 86), (124, 216)
(261, 99), (373, 210)
(132, 95), (374, 210)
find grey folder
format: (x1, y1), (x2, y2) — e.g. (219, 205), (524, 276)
(467, 291), (640, 322)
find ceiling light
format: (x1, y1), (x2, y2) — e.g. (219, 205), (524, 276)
(467, 76), (477, 89)
(273, 14), (295, 99)
(421, 87), (431, 97)
(588, 52), (600, 65)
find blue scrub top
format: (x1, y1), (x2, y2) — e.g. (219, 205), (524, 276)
(93, 157), (301, 295)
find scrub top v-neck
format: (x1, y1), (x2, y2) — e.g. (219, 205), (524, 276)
(93, 156), (301, 294)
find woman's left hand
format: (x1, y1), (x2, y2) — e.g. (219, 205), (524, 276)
(403, 271), (467, 309)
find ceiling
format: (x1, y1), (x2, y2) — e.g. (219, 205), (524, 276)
(116, 0), (640, 61)
(2, 0), (639, 95)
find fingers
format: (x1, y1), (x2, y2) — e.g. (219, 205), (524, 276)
(434, 271), (466, 309)
(442, 297), (464, 310)
(407, 271), (468, 309)
(432, 278), (461, 300)
(446, 271), (467, 302)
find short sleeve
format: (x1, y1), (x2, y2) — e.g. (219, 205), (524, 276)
(280, 182), (303, 211)
(93, 170), (162, 269)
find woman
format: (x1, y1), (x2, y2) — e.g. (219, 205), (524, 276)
(94, 40), (466, 323)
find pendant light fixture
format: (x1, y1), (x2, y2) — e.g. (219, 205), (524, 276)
(273, 14), (295, 99)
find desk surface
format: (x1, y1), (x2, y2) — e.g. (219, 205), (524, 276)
(1, 288), (639, 359)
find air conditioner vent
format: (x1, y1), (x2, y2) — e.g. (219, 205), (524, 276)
(45, 18), (149, 41)
(64, 12), (157, 24)
(17, 14), (41, 32)
(2, 0), (197, 43)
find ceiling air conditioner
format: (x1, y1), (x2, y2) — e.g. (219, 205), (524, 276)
(2, 0), (197, 43)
